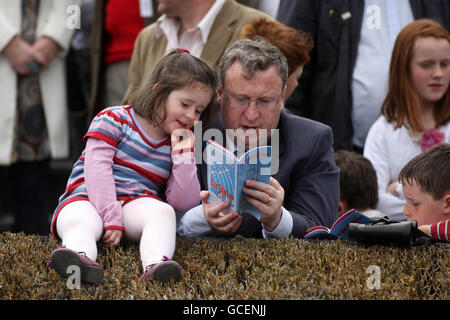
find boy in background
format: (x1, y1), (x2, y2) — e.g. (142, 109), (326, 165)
(333, 150), (384, 219)
(399, 143), (450, 241)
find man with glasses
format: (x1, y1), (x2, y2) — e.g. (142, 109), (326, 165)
(177, 38), (339, 239)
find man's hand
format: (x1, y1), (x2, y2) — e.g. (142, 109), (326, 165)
(242, 177), (284, 232)
(103, 229), (123, 246)
(2, 36), (60, 74)
(31, 36), (60, 68)
(200, 190), (242, 234)
(2, 36), (35, 75)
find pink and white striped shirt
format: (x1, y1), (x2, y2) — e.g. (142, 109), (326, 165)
(51, 106), (200, 239)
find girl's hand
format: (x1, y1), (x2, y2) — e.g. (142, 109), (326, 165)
(387, 181), (400, 196)
(103, 229), (123, 246)
(171, 128), (195, 151)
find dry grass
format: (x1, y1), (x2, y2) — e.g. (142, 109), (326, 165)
(0, 232), (449, 300)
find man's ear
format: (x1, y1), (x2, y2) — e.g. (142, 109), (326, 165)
(217, 86), (223, 105)
(279, 85), (287, 111)
(337, 200), (346, 218)
(444, 194), (450, 215)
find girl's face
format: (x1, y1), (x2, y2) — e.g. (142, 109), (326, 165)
(409, 37), (450, 108)
(160, 84), (213, 135)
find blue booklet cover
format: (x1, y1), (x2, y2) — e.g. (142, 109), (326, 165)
(304, 209), (373, 241)
(205, 139), (272, 220)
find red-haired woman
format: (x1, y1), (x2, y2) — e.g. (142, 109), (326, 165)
(240, 17), (313, 99)
(364, 19), (450, 221)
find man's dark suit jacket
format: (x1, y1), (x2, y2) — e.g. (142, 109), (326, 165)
(197, 109), (340, 238)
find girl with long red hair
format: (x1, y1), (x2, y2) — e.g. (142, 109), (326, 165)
(364, 19), (450, 220)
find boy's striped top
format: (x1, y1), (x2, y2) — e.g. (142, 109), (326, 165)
(51, 106), (172, 238)
(430, 220), (450, 242)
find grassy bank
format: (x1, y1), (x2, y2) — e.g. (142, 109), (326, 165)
(0, 232), (448, 300)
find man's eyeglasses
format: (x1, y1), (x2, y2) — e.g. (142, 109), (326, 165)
(224, 90), (283, 110)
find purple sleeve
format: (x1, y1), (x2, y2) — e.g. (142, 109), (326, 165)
(165, 149), (201, 212)
(84, 137), (124, 232)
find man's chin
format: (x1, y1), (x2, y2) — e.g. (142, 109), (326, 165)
(226, 127), (271, 150)
(236, 136), (259, 151)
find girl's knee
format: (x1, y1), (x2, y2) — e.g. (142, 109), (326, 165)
(147, 202), (176, 227)
(57, 201), (102, 233)
(161, 202), (176, 218)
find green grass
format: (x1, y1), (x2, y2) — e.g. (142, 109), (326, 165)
(0, 232), (448, 300)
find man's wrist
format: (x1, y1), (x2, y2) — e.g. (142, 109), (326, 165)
(262, 207), (293, 238)
(262, 208), (282, 232)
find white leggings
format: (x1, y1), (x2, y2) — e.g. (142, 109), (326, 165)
(56, 198), (176, 271)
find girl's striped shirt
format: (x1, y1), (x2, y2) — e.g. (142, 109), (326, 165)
(51, 106), (174, 238)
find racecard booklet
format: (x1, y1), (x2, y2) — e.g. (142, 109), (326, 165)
(206, 139), (272, 220)
(304, 209), (373, 241)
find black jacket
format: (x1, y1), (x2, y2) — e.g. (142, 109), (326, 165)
(277, 0), (450, 150)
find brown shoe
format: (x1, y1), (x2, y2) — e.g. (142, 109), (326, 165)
(49, 246), (104, 284)
(140, 256), (182, 283)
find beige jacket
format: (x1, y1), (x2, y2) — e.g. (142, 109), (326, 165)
(122, 0), (269, 103)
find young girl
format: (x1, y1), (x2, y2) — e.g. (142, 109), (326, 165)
(48, 49), (218, 284)
(364, 19), (450, 221)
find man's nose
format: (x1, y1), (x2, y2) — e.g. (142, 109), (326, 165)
(244, 101), (259, 121)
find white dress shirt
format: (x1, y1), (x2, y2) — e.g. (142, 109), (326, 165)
(155, 0), (226, 57)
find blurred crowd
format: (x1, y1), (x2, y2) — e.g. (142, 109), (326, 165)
(0, 0), (448, 236)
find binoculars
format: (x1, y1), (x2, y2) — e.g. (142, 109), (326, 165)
(349, 217), (425, 246)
